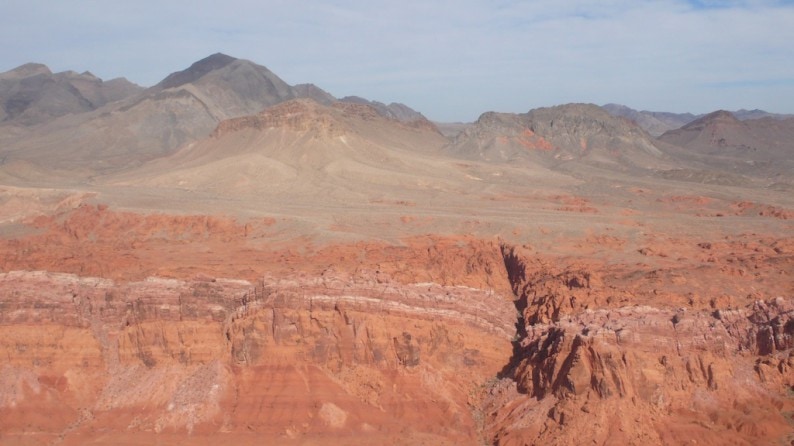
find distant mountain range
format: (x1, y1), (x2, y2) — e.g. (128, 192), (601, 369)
(602, 103), (794, 137)
(446, 103), (672, 174)
(0, 53), (431, 178)
(0, 63), (142, 126)
(656, 110), (794, 181)
(106, 98), (449, 201)
(0, 53), (791, 188)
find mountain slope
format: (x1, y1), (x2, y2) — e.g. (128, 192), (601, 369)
(658, 111), (794, 179)
(447, 103), (675, 174)
(601, 103), (696, 137)
(339, 96), (426, 122)
(0, 54), (336, 177)
(104, 98), (458, 203)
(148, 52), (297, 118)
(0, 63), (142, 126)
(603, 103), (794, 137)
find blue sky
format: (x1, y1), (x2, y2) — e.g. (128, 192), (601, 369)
(2, 0), (793, 121)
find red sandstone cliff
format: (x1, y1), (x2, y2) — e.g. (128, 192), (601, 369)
(0, 206), (792, 445)
(0, 269), (514, 445)
(484, 247), (794, 445)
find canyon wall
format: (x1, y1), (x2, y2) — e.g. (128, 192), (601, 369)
(484, 246), (794, 445)
(0, 266), (515, 445)
(1, 206), (792, 445)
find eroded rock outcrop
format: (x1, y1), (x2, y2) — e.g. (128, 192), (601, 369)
(1, 205), (793, 444)
(485, 246), (794, 446)
(0, 268), (514, 444)
(211, 98), (440, 139)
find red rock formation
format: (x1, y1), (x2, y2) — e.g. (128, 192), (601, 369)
(1, 205), (793, 444)
(0, 269), (514, 444)
(485, 246), (794, 446)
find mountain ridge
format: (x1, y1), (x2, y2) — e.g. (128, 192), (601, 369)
(0, 53), (791, 188)
(659, 109), (794, 156)
(0, 62), (143, 126)
(603, 103), (794, 136)
(447, 103), (674, 174)
(156, 52), (238, 90)
(0, 54), (432, 178)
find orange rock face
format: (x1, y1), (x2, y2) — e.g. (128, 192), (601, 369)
(486, 246), (794, 445)
(1, 205), (792, 445)
(0, 269), (514, 445)
(0, 207), (518, 444)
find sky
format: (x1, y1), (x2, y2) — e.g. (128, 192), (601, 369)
(2, 0), (793, 122)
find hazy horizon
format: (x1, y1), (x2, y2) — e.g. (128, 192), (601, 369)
(2, 0), (793, 122)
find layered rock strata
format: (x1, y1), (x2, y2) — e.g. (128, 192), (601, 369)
(484, 247), (794, 446)
(0, 269), (514, 445)
(1, 205), (793, 444)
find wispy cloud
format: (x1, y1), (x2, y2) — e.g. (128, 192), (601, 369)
(1, 0), (792, 121)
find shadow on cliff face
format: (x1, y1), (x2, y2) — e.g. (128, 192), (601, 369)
(481, 242), (794, 446)
(497, 243), (529, 380)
